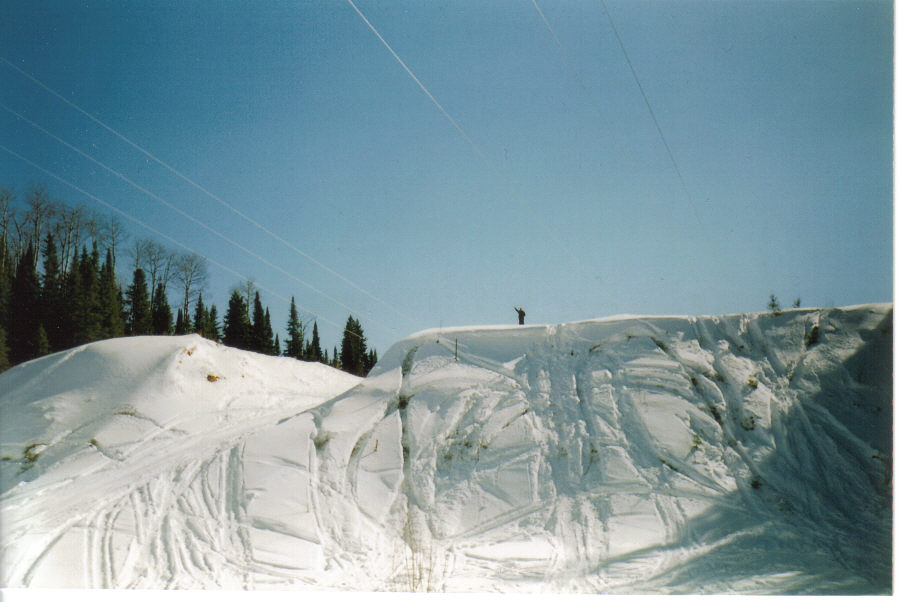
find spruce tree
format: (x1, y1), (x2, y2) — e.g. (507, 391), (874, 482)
(284, 297), (304, 359)
(340, 316), (368, 376)
(365, 348), (378, 374)
(262, 307), (275, 355)
(207, 304), (220, 341)
(151, 283), (173, 335)
(0, 324), (9, 373)
(174, 308), (186, 335)
(306, 321), (322, 362)
(125, 268), (152, 335)
(60, 249), (82, 348)
(9, 243), (42, 364)
(223, 290), (251, 350)
(193, 293), (206, 337)
(250, 292), (266, 353)
(71, 245), (101, 345)
(41, 232), (63, 351)
(98, 249), (125, 339)
(274, 333), (281, 356)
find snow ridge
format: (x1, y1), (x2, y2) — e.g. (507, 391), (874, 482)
(0, 306), (892, 593)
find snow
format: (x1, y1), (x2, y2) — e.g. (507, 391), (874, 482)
(0, 305), (892, 594)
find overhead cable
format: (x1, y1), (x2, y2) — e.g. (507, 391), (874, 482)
(1, 102), (397, 336)
(598, 0), (706, 231)
(345, 0), (602, 284)
(530, 0), (619, 150)
(0, 56), (410, 323)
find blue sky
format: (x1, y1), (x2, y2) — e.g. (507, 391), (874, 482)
(1, 0), (892, 354)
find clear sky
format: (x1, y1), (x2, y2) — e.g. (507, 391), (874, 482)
(1, 0), (892, 354)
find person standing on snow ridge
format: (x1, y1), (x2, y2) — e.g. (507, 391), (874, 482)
(514, 307), (525, 325)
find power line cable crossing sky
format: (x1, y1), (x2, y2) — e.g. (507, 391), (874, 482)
(1, 55), (411, 324)
(0, 1), (891, 352)
(0, 101), (396, 336)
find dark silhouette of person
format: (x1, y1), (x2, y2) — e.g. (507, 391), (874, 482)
(514, 307), (525, 325)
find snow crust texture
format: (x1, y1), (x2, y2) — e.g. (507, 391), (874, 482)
(1, 306), (892, 593)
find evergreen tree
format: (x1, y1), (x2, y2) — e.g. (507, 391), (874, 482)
(207, 304), (220, 342)
(59, 249), (83, 348)
(35, 323), (49, 357)
(306, 321), (322, 362)
(193, 293), (206, 337)
(125, 268), (152, 335)
(174, 308), (187, 335)
(364, 348), (378, 374)
(333, 345), (339, 369)
(340, 316), (368, 376)
(223, 290), (251, 350)
(274, 333), (281, 356)
(97, 249), (125, 339)
(250, 292), (266, 353)
(9, 243), (42, 364)
(151, 283), (173, 335)
(261, 307), (275, 355)
(0, 324), (9, 373)
(69, 246), (101, 345)
(284, 297), (304, 359)
(40, 232), (63, 350)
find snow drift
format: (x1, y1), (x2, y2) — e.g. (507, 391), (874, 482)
(0, 305), (892, 593)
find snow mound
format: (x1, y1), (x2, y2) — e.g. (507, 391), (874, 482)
(0, 334), (360, 588)
(1, 306), (892, 593)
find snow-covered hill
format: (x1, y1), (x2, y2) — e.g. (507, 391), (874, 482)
(1, 305), (892, 593)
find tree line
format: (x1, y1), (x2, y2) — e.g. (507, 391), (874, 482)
(0, 186), (376, 376)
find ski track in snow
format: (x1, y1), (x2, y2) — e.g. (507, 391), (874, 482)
(0, 307), (892, 593)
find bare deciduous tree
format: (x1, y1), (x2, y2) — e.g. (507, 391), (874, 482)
(173, 252), (208, 317)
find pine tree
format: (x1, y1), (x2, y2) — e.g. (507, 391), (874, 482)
(250, 292), (266, 353)
(207, 304), (220, 341)
(193, 293), (206, 337)
(306, 321), (322, 362)
(223, 290), (251, 350)
(332, 345), (339, 369)
(40, 232), (63, 351)
(125, 268), (152, 335)
(273, 333), (281, 356)
(174, 308), (186, 335)
(340, 316), (368, 376)
(284, 297), (304, 359)
(59, 249), (82, 348)
(151, 283), (173, 335)
(35, 324), (49, 357)
(0, 324), (10, 373)
(262, 307), (275, 355)
(9, 243), (42, 364)
(97, 249), (125, 339)
(71, 245), (101, 345)
(365, 348), (378, 374)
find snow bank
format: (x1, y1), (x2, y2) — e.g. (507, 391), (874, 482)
(1, 306), (892, 593)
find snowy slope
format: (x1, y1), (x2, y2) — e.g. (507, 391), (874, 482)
(1, 305), (892, 593)
(0, 335), (360, 588)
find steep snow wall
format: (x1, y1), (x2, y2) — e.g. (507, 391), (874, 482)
(289, 304), (893, 593)
(0, 306), (892, 593)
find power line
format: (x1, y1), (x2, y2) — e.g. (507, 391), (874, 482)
(0, 55), (411, 323)
(598, 0), (706, 231)
(530, 0), (619, 150)
(344, 0), (602, 284)
(1, 143), (371, 343)
(2, 102), (397, 336)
